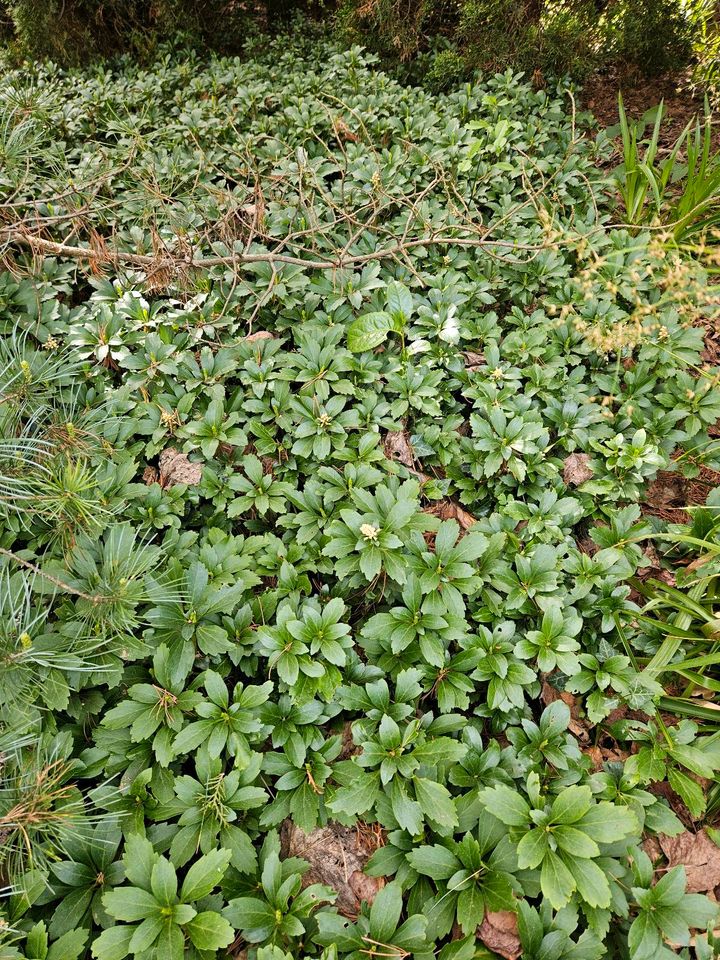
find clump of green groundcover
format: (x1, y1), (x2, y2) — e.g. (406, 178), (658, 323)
(0, 29), (719, 960)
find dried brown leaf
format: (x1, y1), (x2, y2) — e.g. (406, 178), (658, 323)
(563, 453), (594, 487)
(244, 330), (275, 343)
(384, 430), (415, 468)
(659, 829), (720, 893)
(280, 821), (384, 916)
(425, 499), (477, 531)
(463, 350), (485, 371)
(333, 117), (359, 143)
(478, 910), (521, 960)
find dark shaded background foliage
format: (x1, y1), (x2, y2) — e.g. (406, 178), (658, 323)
(0, 0), (715, 82)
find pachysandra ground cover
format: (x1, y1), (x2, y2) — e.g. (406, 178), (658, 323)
(1, 28), (720, 960)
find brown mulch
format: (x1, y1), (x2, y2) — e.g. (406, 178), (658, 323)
(702, 320), (720, 367)
(581, 67), (714, 149)
(642, 465), (720, 523)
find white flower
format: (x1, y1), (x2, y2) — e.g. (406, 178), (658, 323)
(360, 523), (380, 541)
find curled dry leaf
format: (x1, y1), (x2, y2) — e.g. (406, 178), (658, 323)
(478, 910), (522, 960)
(463, 350), (485, 371)
(563, 452), (594, 487)
(584, 743), (627, 771)
(280, 820), (384, 916)
(425, 499), (477, 531)
(244, 330), (275, 343)
(158, 448), (203, 488)
(332, 116), (359, 143)
(384, 430), (415, 468)
(659, 829), (720, 893)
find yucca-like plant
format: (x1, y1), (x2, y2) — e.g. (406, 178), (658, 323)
(614, 93), (720, 242)
(637, 492), (720, 725)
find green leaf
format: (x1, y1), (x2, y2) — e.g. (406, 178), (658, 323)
(103, 887), (160, 922)
(129, 916), (165, 954)
(185, 912), (236, 951)
(649, 864), (686, 907)
(667, 766), (706, 818)
(516, 828), (548, 870)
(329, 773), (380, 817)
(479, 785), (530, 827)
(122, 835), (156, 890)
(550, 786), (593, 825)
(151, 858), (177, 906)
(414, 777), (458, 829)
(91, 925), (135, 960)
(180, 848), (232, 902)
(406, 845), (460, 880)
(370, 881), (403, 943)
(540, 849), (575, 910)
(347, 312), (392, 353)
(386, 280), (413, 320)
(223, 897), (277, 942)
(456, 884), (485, 935)
(153, 920), (184, 960)
(26, 922), (47, 959)
(389, 780), (423, 835)
(628, 911), (662, 960)
(553, 826), (599, 859)
(578, 802), (639, 843)
(566, 855), (611, 908)
(676, 892), (719, 929)
(47, 928), (87, 960)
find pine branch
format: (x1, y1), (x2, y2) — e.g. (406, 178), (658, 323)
(0, 547), (109, 604)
